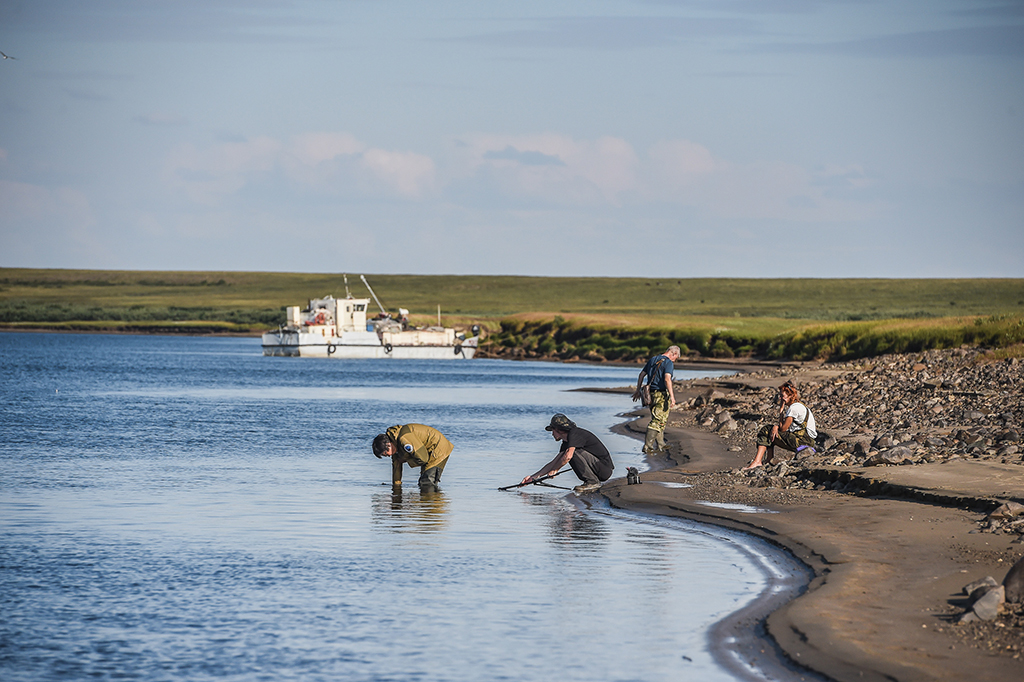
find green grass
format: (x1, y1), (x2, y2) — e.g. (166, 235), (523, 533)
(3, 268), (1023, 360)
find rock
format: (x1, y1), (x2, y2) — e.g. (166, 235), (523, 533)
(971, 585), (1005, 621)
(714, 411), (733, 425)
(715, 419), (737, 433)
(964, 410), (987, 422)
(1004, 556), (1024, 603)
(996, 444), (1019, 457)
(850, 438), (872, 455)
(872, 435), (895, 449)
(864, 446), (914, 466)
(912, 363), (926, 372)
(699, 388), (726, 405)
(964, 576), (999, 597)
(997, 429), (1021, 442)
(958, 610), (979, 623)
(987, 502), (1024, 521)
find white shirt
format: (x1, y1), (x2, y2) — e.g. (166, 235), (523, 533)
(785, 402), (817, 438)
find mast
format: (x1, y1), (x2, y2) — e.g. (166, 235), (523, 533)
(360, 275), (388, 315)
(343, 274), (352, 299)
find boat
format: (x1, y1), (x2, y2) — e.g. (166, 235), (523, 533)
(261, 275), (479, 359)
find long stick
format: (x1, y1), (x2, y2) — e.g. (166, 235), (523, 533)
(498, 468), (573, 491)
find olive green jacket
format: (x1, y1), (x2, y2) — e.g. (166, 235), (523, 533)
(385, 423), (453, 484)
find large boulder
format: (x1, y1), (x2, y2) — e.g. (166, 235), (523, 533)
(971, 585), (1005, 621)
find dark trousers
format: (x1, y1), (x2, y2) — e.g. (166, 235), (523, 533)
(418, 457), (448, 488)
(569, 448), (613, 485)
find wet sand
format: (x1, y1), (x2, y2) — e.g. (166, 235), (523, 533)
(596, 360), (1024, 682)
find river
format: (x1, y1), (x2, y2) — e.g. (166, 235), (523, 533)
(0, 333), (806, 681)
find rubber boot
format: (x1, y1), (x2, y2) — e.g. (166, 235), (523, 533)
(643, 428), (659, 454)
(655, 429), (667, 452)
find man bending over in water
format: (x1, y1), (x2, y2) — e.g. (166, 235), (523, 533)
(372, 423), (453, 492)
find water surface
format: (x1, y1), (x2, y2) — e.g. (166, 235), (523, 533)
(1, 333), (796, 681)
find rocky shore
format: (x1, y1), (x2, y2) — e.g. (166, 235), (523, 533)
(599, 347), (1024, 681)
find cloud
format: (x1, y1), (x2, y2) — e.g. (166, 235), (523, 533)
(6, 0), (328, 45)
(166, 133), (437, 204)
(454, 133), (640, 205)
(483, 146), (566, 166)
(135, 112), (190, 126)
(161, 127), (876, 224)
(765, 25), (1024, 58)
(456, 15), (760, 50)
(644, 139), (876, 221)
(0, 181), (99, 262)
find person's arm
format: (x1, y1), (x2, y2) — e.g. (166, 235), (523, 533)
(665, 371), (676, 407)
(632, 370), (646, 402)
(773, 416), (794, 440)
(521, 448), (574, 485)
(392, 455), (404, 485)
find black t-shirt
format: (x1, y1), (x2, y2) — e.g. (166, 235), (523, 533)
(559, 427), (612, 466)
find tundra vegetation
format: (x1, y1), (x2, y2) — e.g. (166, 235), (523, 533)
(2, 268), (1022, 361)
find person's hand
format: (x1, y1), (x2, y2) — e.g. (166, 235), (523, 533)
(520, 475), (535, 486)
(631, 389), (641, 402)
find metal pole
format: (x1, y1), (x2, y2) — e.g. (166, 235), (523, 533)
(360, 275), (388, 315)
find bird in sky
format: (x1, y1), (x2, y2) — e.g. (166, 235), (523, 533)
(0, 51), (16, 60)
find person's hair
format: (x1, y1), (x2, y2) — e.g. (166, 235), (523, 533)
(779, 381), (800, 405)
(372, 433), (393, 458)
(667, 345), (681, 356)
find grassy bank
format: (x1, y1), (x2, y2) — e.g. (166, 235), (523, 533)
(3, 268), (1023, 359)
(484, 313), (1024, 363)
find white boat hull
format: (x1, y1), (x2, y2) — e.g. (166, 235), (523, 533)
(261, 330), (477, 359)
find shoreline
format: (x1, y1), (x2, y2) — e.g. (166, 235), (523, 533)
(598, 350), (1024, 682)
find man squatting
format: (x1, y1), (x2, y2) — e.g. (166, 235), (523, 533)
(372, 423), (453, 492)
(633, 346), (681, 454)
(521, 413), (614, 494)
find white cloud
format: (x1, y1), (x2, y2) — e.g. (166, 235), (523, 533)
(454, 133), (640, 205)
(0, 180), (101, 262)
(160, 129), (874, 224)
(0, 180), (96, 227)
(361, 148), (436, 197)
(166, 133), (436, 203)
(644, 139), (876, 222)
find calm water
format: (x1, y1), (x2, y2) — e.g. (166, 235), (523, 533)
(1, 333), (800, 682)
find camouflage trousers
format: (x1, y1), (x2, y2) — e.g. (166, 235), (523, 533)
(648, 389), (671, 432)
(756, 426), (814, 452)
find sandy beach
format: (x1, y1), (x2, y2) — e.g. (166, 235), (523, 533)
(597, 351), (1024, 682)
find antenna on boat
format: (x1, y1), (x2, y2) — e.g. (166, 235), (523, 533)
(343, 274), (352, 298)
(360, 275), (389, 315)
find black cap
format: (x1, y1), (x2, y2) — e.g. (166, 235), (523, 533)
(545, 413), (576, 432)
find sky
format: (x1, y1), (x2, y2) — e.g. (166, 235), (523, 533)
(0, 0), (1022, 278)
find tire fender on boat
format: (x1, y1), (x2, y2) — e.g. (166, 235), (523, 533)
(327, 344), (336, 356)
(384, 343), (393, 354)
(454, 345), (463, 355)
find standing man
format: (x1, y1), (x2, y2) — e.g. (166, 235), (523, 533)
(633, 345), (681, 454)
(372, 423), (453, 492)
(521, 413), (614, 494)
